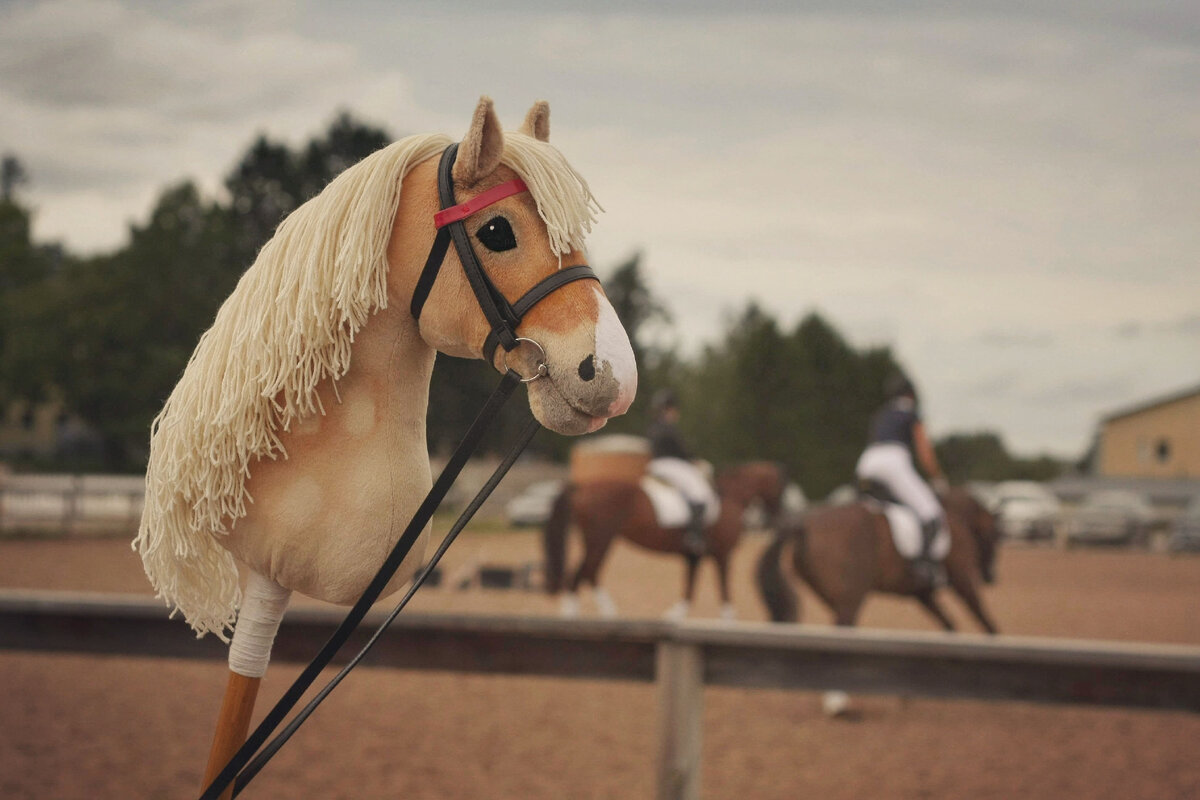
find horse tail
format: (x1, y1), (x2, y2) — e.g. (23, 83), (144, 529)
(542, 482), (575, 594)
(756, 520), (801, 622)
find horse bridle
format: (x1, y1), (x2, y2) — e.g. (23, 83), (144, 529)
(409, 143), (599, 380)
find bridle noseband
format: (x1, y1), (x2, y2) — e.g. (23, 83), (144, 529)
(409, 143), (599, 378)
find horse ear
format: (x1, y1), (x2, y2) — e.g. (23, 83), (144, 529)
(454, 96), (505, 185)
(519, 100), (550, 142)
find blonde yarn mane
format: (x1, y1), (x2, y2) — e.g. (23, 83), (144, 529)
(134, 128), (601, 640)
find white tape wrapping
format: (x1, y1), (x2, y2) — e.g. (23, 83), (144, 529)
(227, 571), (292, 678)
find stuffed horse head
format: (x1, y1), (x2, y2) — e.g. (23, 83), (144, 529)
(135, 97), (637, 641)
(400, 99), (635, 434)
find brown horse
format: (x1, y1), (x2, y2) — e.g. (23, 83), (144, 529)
(544, 461), (787, 619)
(756, 486), (1000, 633)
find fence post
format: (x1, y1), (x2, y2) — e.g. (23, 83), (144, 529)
(656, 639), (704, 800)
(64, 475), (83, 535)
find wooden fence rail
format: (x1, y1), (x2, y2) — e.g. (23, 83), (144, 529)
(2, 590), (1199, 799)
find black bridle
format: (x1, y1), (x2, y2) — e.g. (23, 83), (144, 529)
(199, 142), (600, 799)
(411, 142), (599, 370)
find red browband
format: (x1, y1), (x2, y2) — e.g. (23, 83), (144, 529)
(434, 178), (529, 229)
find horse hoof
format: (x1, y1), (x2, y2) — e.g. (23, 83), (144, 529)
(663, 601), (689, 621)
(594, 588), (618, 619)
(559, 595), (581, 617)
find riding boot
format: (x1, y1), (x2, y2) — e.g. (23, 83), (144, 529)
(683, 501), (707, 558)
(912, 519), (947, 589)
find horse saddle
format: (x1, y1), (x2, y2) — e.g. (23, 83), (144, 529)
(857, 480), (948, 561)
(640, 475), (720, 530)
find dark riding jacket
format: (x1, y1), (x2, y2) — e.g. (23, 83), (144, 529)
(867, 398), (920, 455)
(647, 419), (692, 461)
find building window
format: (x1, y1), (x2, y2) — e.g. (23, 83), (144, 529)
(1155, 438), (1171, 464)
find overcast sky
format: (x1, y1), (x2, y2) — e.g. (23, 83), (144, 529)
(2, 0), (1197, 458)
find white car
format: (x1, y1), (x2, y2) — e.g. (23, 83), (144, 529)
(1168, 494), (1200, 554)
(504, 479), (566, 527)
(992, 481), (1061, 541)
(1065, 489), (1154, 547)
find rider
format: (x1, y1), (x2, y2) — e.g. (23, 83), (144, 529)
(855, 372), (949, 587)
(646, 389), (715, 557)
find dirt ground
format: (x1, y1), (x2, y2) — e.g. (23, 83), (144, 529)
(2, 529), (1199, 799)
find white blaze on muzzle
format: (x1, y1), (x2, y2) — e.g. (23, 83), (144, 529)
(591, 286), (638, 416)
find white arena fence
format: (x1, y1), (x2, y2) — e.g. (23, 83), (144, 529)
(0, 474), (145, 535)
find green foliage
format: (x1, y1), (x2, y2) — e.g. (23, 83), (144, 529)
(225, 112), (391, 267)
(674, 306), (900, 498)
(1, 115), (395, 470)
(0, 198), (62, 407)
(935, 432), (1064, 483)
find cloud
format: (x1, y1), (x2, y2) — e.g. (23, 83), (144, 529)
(0, 0), (425, 250)
(1, 0), (1196, 458)
(1161, 313), (1200, 337)
(1113, 321), (1144, 339)
(976, 330), (1055, 348)
(1112, 313), (1200, 340)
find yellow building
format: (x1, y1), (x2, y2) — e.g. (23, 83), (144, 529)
(1098, 383), (1200, 478)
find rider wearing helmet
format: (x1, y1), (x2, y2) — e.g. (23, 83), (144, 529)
(855, 372), (949, 587)
(646, 389), (716, 557)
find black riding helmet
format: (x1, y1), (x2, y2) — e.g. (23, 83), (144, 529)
(884, 372), (917, 402)
(650, 388), (679, 416)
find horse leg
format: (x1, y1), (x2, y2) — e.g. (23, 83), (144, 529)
(915, 589), (956, 632)
(831, 590), (865, 627)
(664, 556), (699, 620)
(561, 523), (591, 617)
(951, 577), (999, 634)
(715, 553), (736, 620)
(575, 526), (618, 617)
(833, 605), (861, 627)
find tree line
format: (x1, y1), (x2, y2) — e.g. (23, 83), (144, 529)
(0, 114), (1062, 496)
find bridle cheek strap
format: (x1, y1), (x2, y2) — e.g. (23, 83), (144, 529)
(410, 143), (599, 370)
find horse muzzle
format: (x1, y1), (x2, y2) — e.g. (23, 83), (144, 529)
(518, 291), (637, 435)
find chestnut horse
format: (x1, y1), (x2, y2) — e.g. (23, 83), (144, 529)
(544, 461), (787, 619)
(756, 486), (1000, 633)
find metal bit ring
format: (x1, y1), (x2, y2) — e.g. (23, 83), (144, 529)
(504, 337), (549, 383)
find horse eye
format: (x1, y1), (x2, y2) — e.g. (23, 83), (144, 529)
(475, 216), (517, 252)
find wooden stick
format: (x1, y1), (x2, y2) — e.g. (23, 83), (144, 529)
(201, 671), (261, 800)
(200, 571), (291, 798)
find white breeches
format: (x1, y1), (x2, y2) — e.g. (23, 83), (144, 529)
(648, 457), (718, 510)
(855, 443), (943, 526)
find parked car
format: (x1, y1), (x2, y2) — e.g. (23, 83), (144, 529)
(825, 484), (858, 507)
(992, 481), (1061, 541)
(1167, 494), (1200, 553)
(504, 479), (565, 526)
(1064, 489), (1154, 547)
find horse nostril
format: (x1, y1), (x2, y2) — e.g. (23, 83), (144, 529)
(578, 354), (596, 381)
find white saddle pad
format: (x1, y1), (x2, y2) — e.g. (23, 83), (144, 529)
(640, 477), (720, 529)
(880, 502), (950, 560)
